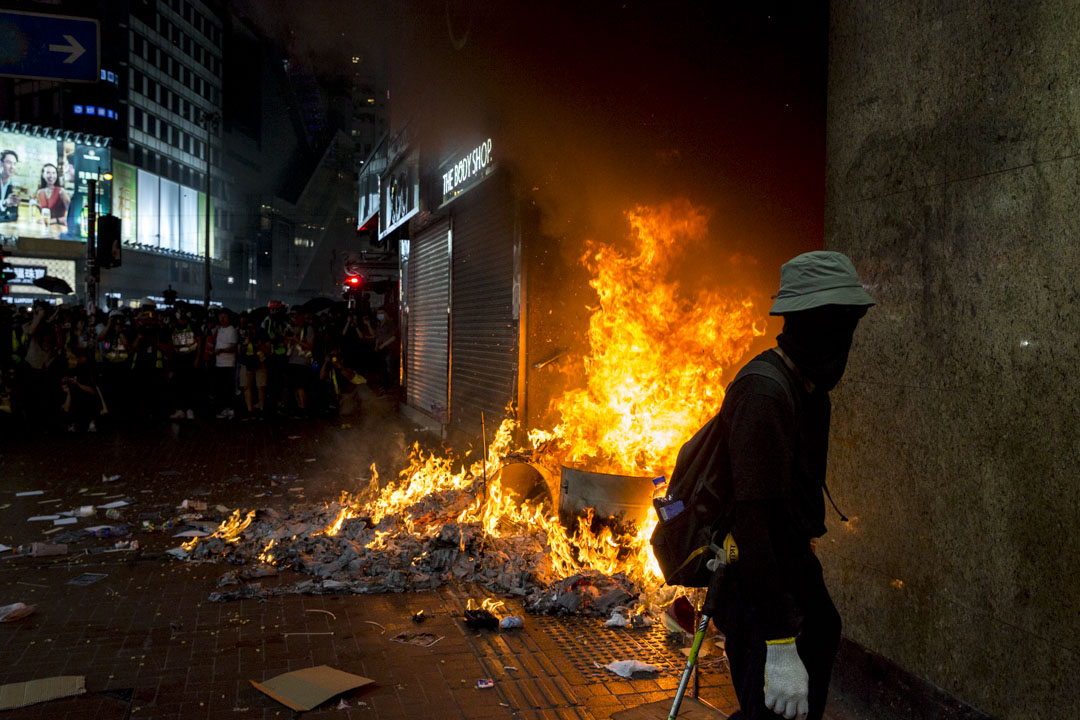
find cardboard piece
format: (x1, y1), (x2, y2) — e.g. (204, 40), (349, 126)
(0, 676), (86, 710)
(250, 666), (373, 712)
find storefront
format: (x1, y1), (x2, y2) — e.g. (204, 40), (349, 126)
(398, 134), (523, 440)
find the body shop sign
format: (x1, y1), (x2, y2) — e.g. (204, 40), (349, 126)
(441, 138), (493, 205)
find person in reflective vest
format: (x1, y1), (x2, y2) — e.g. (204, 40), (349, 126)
(168, 309), (200, 420)
(238, 313), (270, 419)
(96, 310), (133, 419)
(130, 309), (168, 419)
(262, 300), (289, 414)
(320, 346), (365, 417)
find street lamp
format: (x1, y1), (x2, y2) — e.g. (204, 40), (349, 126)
(197, 111), (221, 308)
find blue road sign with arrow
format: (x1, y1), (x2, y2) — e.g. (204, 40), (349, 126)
(0, 9), (99, 83)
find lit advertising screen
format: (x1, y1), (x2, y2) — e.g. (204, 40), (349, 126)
(111, 161), (137, 246)
(0, 131), (111, 242)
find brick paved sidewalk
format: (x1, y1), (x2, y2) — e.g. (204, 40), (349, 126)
(0, 406), (739, 719)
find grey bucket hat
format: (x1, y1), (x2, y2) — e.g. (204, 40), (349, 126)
(769, 251), (875, 315)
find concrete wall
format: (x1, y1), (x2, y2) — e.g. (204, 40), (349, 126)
(824, 3), (1080, 718)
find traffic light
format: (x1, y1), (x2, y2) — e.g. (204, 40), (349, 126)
(0, 255), (14, 296)
(162, 286), (178, 306)
(342, 275), (362, 297)
(96, 214), (122, 269)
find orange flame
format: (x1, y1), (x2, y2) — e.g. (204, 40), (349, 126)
(325, 201), (764, 591)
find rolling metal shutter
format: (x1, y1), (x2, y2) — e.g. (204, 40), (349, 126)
(450, 180), (518, 439)
(406, 218), (450, 423)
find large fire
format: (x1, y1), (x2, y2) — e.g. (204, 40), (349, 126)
(190, 200), (764, 596)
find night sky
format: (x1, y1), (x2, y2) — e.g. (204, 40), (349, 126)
(236, 0), (828, 294)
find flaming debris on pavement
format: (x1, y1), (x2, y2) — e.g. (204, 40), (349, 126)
(178, 202), (765, 614)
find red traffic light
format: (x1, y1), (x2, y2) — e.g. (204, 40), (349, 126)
(346, 276), (361, 286)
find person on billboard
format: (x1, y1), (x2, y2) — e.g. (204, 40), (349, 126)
(0, 150), (19, 222)
(36, 163), (70, 226)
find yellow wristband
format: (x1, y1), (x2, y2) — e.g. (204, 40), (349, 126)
(765, 637), (797, 645)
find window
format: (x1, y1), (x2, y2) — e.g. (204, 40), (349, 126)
(134, 107), (144, 130)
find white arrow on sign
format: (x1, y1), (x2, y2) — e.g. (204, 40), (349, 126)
(48, 34), (85, 64)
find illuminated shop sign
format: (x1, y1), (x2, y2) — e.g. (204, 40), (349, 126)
(379, 150), (419, 240)
(441, 138), (493, 205)
(3, 257), (76, 295)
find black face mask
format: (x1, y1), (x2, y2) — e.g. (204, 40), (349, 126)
(777, 305), (864, 392)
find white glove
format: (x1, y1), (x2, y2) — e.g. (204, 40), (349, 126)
(764, 639), (809, 719)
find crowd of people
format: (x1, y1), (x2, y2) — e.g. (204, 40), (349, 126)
(0, 297), (399, 432)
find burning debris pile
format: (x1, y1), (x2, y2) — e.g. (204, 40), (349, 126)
(175, 201), (765, 616)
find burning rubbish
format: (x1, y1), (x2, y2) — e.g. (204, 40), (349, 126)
(172, 201), (764, 620)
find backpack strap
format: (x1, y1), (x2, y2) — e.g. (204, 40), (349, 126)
(728, 354), (849, 523)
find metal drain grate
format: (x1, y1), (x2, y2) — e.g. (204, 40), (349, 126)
(534, 615), (727, 682)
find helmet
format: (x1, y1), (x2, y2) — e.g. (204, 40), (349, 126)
(769, 251), (876, 316)
(268, 300), (284, 310)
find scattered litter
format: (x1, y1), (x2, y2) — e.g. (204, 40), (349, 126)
(37, 498), (62, 505)
(113, 540), (139, 550)
(67, 573), (107, 586)
(173, 530), (210, 538)
(102, 474), (121, 483)
(0, 545), (10, 554)
(287, 487), (305, 493)
(503, 666), (518, 671)
(412, 610), (426, 624)
(269, 473), (298, 482)
(97, 500), (131, 510)
(165, 547), (189, 558)
(31, 543), (67, 557)
(107, 510), (124, 520)
(0, 603), (36, 622)
(499, 615), (524, 630)
(363, 621), (386, 634)
(0, 504), (9, 510)
(0, 675), (86, 710)
(336, 698), (350, 710)
(389, 631), (444, 648)
(27, 515), (60, 522)
(662, 596), (696, 635)
(604, 660), (661, 678)
(214, 505), (230, 513)
(605, 613), (630, 628)
(69, 506), (96, 518)
(158, 470), (181, 476)
(41, 528), (63, 536)
(477, 678), (494, 690)
(52, 518), (77, 526)
(282, 632), (334, 637)
(15, 491), (45, 497)
(179, 499), (207, 511)
(77, 489), (87, 494)
(226, 476), (250, 484)
(305, 609), (337, 620)
(250, 666), (373, 712)
(15, 582), (48, 588)
(303, 458), (317, 463)
(287, 435), (301, 440)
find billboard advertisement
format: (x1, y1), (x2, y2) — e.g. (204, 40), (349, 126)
(111, 160), (137, 246)
(0, 130), (111, 241)
(115, 164), (210, 257)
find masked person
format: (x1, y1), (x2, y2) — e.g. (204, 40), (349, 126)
(704, 251), (874, 720)
(168, 309), (200, 420)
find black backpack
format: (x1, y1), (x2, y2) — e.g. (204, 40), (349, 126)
(650, 358), (794, 587)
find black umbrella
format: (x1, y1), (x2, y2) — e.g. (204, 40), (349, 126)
(247, 305), (270, 324)
(33, 276), (74, 294)
(296, 297), (336, 314)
